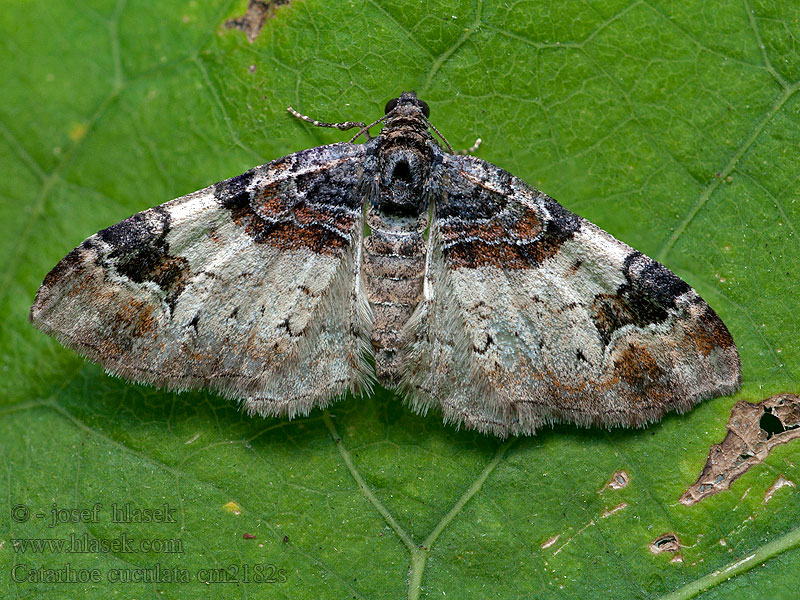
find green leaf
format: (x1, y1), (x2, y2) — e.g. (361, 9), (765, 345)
(2, 0), (799, 598)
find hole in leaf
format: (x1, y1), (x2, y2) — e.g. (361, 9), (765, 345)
(760, 408), (785, 439)
(649, 533), (681, 555)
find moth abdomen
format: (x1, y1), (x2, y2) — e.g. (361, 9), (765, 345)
(363, 211), (428, 384)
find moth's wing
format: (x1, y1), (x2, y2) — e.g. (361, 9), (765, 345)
(31, 142), (373, 418)
(403, 154), (742, 437)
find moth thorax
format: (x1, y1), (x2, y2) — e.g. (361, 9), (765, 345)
(376, 147), (430, 217)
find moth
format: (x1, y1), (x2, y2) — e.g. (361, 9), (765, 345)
(30, 92), (742, 437)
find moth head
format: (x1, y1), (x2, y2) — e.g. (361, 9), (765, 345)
(385, 91), (430, 118)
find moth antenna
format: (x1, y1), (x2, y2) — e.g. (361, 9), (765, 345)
(287, 106), (373, 140)
(456, 138), (482, 155)
(347, 114), (391, 143)
(422, 115), (455, 154)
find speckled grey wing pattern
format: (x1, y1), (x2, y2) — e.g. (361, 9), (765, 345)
(403, 154), (742, 437)
(30, 143), (373, 418)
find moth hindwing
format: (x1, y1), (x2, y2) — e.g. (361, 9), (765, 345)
(31, 91), (741, 437)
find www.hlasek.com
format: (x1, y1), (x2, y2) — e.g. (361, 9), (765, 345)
(12, 532), (183, 554)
